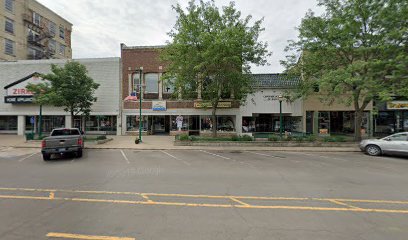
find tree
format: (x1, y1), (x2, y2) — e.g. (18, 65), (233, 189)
(161, 0), (270, 137)
(282, 0), (408, 141)
(27, 61), (100, 127)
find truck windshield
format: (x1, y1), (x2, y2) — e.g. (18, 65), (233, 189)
(51, 129), (80, 136)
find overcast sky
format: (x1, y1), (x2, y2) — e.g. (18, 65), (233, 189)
(37, 0), (322, 73)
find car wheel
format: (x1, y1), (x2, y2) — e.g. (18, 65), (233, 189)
(76, 149), (83, 158)
(42, 153), (51, 161)
(366, 145), (382, 156)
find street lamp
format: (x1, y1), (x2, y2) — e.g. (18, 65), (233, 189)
(124, 67), (143, 144)
(138, 67), (143, 143)
(278, 95), (284, 139)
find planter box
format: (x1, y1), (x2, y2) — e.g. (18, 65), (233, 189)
(174, 140), (358, 147)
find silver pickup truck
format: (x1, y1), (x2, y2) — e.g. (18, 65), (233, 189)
(41, 128), (84, 161)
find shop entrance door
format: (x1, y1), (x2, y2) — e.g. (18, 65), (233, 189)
(152, 116), (170, 135)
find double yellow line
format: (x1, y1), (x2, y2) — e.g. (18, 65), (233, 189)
(1, 187), (408, 214)
(46, 232), (134, 240)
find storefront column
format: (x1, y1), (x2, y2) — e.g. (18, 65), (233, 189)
(17, 116), (25, 136)
(65, 115), (72, 128)
(313, 111), (319, 135)
(158, 72), (163, 100)
(236, 115), (242, 134)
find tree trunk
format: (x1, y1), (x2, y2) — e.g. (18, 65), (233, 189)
(354, 109), (363, 142)
(211, 105), (217, 138)
(70, 111), (74, 128)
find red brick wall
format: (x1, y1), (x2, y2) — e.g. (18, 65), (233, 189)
(121, 46), (168, 107)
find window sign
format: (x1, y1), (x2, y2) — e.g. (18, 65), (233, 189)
(152, 101), (166, 111)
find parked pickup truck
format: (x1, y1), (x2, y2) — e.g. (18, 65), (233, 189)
(41, 128), (84, 161)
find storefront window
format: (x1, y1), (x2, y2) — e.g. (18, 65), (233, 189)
(126, 115), (148, 131)
(217, 116), (235, 132)
(375, 111), (395, 134)
(318, 111), (330, 134)
(84, 116), (116, 132)
(0, 116), (17, 131)
(284, 116), (302, 132)
(200, 116), (236, 132)
(404, 112), (408, 132)
(25, 116), (35, 131)
(171, 115), (189, 131)
(242, 117), (255, 133)
(200, 116), (213, 132)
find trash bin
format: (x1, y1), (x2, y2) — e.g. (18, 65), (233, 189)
(25, 133), (34, 141)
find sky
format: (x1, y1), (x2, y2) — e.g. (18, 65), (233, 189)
(37, 0), (323, 73)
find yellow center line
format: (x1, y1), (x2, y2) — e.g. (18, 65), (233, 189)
(46, 232), (135, 240)
(325, 199), (362, 209)
(140, 194), (153, 203)
(1, 194), (408, 214)
(1, 187), (408, 214)
(229, 197), (250, 206)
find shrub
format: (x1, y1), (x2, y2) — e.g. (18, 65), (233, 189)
(322, 136), (347, 142)
(178, 134), (190, 141)
(284, 135), (293, 141)
(231, 135), (239, 141)
(239, 135), (253, 141)
(96, 135), (107, 140)
(268, 135), (279, 142)
(189, 135), (198, 141)
(304, 135), (317, 142)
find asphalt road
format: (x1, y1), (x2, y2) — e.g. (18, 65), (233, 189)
(0, 147), (408, 240)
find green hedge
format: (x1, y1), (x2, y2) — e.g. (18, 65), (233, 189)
(177, 134), (254, 142)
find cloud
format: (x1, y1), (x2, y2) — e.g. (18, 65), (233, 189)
(37, 0), (322, 73)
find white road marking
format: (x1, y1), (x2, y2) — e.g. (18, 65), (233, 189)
(199, 150), (231, 160)
(18, 152), (38, 162)
(160, 150), (191, 165)
(120, 150), (130, 164)
(245, 151), (285, 158)
(288, 152), (346, 161)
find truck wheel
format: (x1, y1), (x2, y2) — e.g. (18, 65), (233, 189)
(76, 149), (83, 158)
(42, 153), (51, 161)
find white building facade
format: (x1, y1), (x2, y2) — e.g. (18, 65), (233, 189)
(0, 58), (121, 136)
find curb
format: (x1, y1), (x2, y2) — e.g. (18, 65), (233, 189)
(3, 145), (361, 152)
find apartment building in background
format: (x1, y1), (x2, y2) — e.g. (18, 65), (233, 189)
(0, 0), (72, 61)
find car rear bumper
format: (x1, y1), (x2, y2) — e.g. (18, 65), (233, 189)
(42, 147), (82, 155)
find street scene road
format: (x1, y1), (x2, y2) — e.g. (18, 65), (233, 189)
(0, 147), (408, 240)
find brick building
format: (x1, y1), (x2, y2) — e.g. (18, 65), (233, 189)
(120, 44), (241, 136)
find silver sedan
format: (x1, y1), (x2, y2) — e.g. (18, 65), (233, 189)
(360, 132), (408, 156)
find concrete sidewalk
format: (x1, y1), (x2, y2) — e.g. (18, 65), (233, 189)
(0, 135), (360, 152)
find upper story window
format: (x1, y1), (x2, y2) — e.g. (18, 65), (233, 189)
(28, 29), (40, 42)
(48, 39), (56, 52)
(59, 26), (65, 39)
(5, 18), (14, 34)
(49, 21), (56, 36)
(59, 44), (65, 55)
(4, 38), (14, 55)
(5, 0), (13, 12)
(132, 72), (141, 94)
(145, 73), (159, 93)
(33, 12), (41, 26)
(163, 77), (175, 93)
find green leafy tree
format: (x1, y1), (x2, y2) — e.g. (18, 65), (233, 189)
(27, 61), (100, 127)
(282, 0), (408, 141)
(162, 0), (270, 137)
